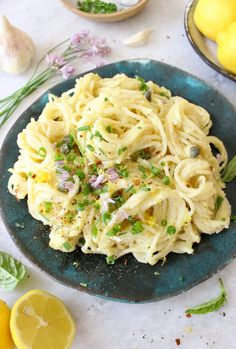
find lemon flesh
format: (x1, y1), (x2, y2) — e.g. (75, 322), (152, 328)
(10, 290), (76, 349)
(0, 300), (14, 349)
(194, 0), (236, 41)
(217, 21), (236, 74)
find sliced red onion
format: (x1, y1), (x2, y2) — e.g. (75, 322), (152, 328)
(106, 167), (119, 182)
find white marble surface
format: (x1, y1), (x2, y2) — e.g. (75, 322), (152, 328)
(0, 1), (236, 348)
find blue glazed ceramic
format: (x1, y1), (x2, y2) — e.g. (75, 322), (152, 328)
(1, 59), (236, 303)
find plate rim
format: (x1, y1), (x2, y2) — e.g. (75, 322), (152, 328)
(1, 58), (236, 303)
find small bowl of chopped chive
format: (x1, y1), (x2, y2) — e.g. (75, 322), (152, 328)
(60, 0), (149, 22)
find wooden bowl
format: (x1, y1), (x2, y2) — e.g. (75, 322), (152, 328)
(60, 0), (149, 22)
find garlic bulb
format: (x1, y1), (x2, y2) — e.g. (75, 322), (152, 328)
(0, 16), (35, 75)
(123, 30), (152, 47)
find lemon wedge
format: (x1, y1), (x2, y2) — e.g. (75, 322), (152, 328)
(10, 290), (76, 349)
(0, 300), (14, 349)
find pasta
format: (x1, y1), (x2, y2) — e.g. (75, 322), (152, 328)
(8, 73), (231, 265)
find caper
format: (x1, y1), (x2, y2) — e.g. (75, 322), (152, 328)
(144, 89), (152, 102)
(60, 143), (70, 154)
(190, 146), (200, 158)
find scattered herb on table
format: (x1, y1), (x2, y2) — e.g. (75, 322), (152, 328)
(185, 278), (227, 315)
(0, 252), (27, 291)
(222, 156), (236, 182)
(77, 0), (117, 14)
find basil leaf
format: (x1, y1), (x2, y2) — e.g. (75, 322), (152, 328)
(222, 156), (236, 182)
(185, 278), (227, 315)
(0, 252), (27, 291)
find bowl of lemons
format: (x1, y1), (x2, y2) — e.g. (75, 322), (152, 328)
(185, 0), (236, 82)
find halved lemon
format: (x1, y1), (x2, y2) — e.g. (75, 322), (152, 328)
(10, 290), (76, 349)
(0, 300), (14, 349)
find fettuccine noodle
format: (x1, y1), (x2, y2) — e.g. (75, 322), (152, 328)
(8, 73), (231, 265)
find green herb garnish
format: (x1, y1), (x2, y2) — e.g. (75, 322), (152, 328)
(222, 156), (236, 182)
(138, 165), (147, 179)
(162, 175), (170, 185)
(231, 215), (236, 222)
(106, 124), (113, 133)
(37, 147), (46, 158)
(106, 255), (115, 265)
(166, 225), (176, 235)
(78, 126), (90, 132)
(215, 195), (224, 212)
(62, 241), (72, 251)
(86, 144), (95, 152)
(118, 146), (128, 155)
(92, 225), (98, 237)
(66, 152), (77, 162)
(0, 252), (27, 291)
(185, 278), (227, 315)
(76, 169), (85, 180)
(102, 212), (111, 224)
(77, 0), (117, 14)
(117, 165), (129, 178)
(107, 224), (121, 237)
(44, 201), (52, 213)
(55, 154), (65, 161)
(131, 221), (144, 235)
(150, 164), (161, 177)
(126, 184), (134, 193)
(136, 75), (148, 92)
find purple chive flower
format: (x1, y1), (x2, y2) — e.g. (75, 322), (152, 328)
(88, 174), (106, 188)
(116, 209), (129, 222)
(60, 65), (75, 79)
(100, 193), (115, 212)
(70, 31), (90, 47)
(83, 37), (111, 58)
(106, 168), (119, 182)
(46, 54), (65, 67)
(56, 167), (70, 182)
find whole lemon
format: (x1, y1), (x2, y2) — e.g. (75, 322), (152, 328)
(0, 300), (14, 349)
(194, 0), (236, 41)
(217, 21), (236, 75)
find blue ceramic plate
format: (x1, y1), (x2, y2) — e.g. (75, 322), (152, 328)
(1, 59), (236, 303)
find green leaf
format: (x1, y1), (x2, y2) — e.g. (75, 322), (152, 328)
(222, 156), (236, 182)
(0, 252), (27, 291)
(185, 278), (227, 315)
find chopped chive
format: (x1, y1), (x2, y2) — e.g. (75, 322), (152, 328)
(166, 225), (176, 235)
(160, 162), (165, 166)
(161, 219), (167, 227)
(62, 241), (71, 251)
(66, 152), (77, 162)
(82, 183), (92, 195)
(86, 144), (95, 152)
(78, 126), (90, 131)
(44, 201), (52, 213)
(54, 153), (65, 161)
(135, 75), (148, 92)
(94, 130), (103, 140)
(76, 169), (85, 180)
(150, 164), (161, 177)
(126, 184), (134, 193)
(104, 97), (108, 101)
(106, 256), (115, 265)
(102, 212), (111, 224)
(28, 172), (32, 178)
(98, 147), (105, 155)
(118, 146), (128, 155)
(38, 147), (47, 158)
(70, 132), (84, 155)
(138, 165), (147, 179)
(92, 225), (98, 237)
(106, 224), (121, 237)
(163, 175), (171, 185)
(106, 124), (113, 133)
(231, 216), (236, 222)
(131, 221), (144, 235)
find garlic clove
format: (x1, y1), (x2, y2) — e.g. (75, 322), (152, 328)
(0, 15), (35, 75)
(123, 29), (152, 47)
